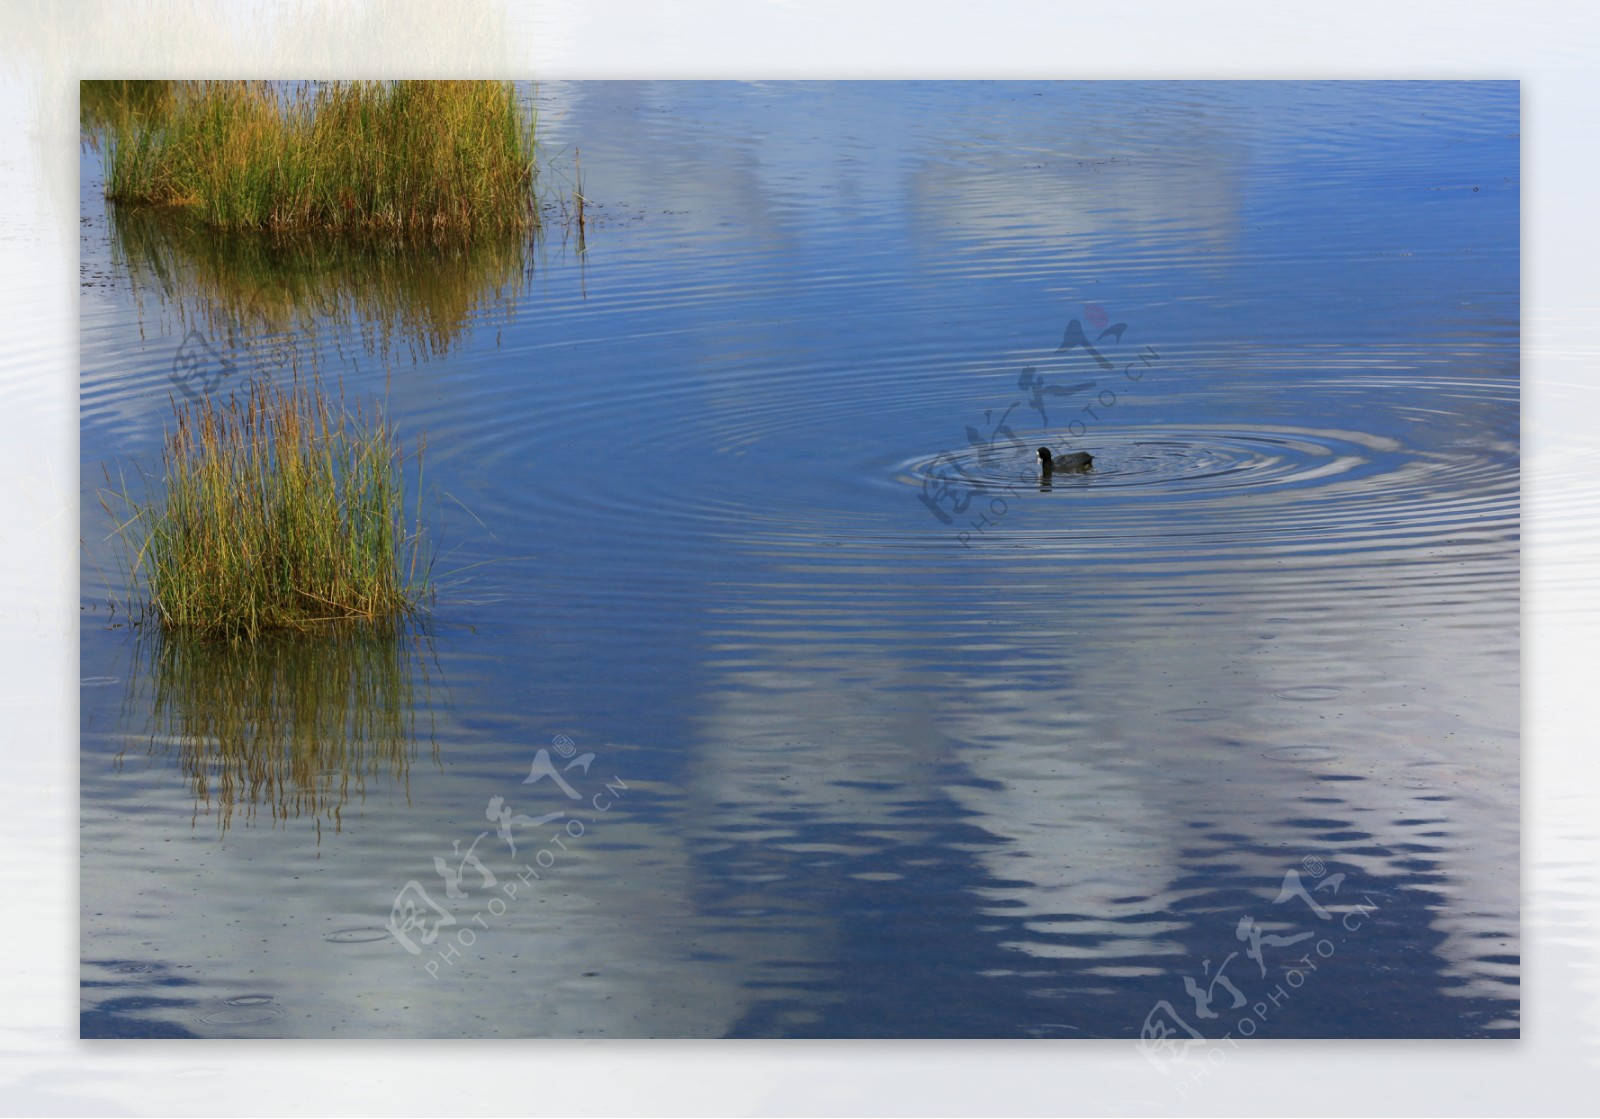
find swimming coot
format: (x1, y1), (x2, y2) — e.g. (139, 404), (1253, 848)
(1038, 446), (1092, 474)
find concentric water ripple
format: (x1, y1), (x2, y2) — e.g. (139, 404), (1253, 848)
(445, 406), (1515, 568)
(887, 423), (1518, 559)
(901, 425), (1390, 493)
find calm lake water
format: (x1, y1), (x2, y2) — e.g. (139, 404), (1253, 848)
(79, 81), (1519, 1039)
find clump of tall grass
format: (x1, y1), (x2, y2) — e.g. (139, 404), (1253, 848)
(106, 80), (537, 235)
(104, 377), (430, 642)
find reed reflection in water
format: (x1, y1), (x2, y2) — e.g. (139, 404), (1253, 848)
(119, 623), (439, 835)
(108, 204), (530, 369)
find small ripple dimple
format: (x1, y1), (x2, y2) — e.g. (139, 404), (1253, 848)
(197, 999), (283, 1027)
(1275, 686), (1344, 702)
(323, 926), (392, 944)
(1263, 746), (1339, 763)
(1165, 707), (1228, 723)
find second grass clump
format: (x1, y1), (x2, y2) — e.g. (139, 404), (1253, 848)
(106, 80), (537, 235)
(108, 377), (430, 642)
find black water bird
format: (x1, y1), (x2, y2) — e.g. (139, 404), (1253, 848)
(1038, 446), (1092, 474)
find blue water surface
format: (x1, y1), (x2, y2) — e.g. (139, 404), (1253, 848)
(80, 81), (1519, 1039)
